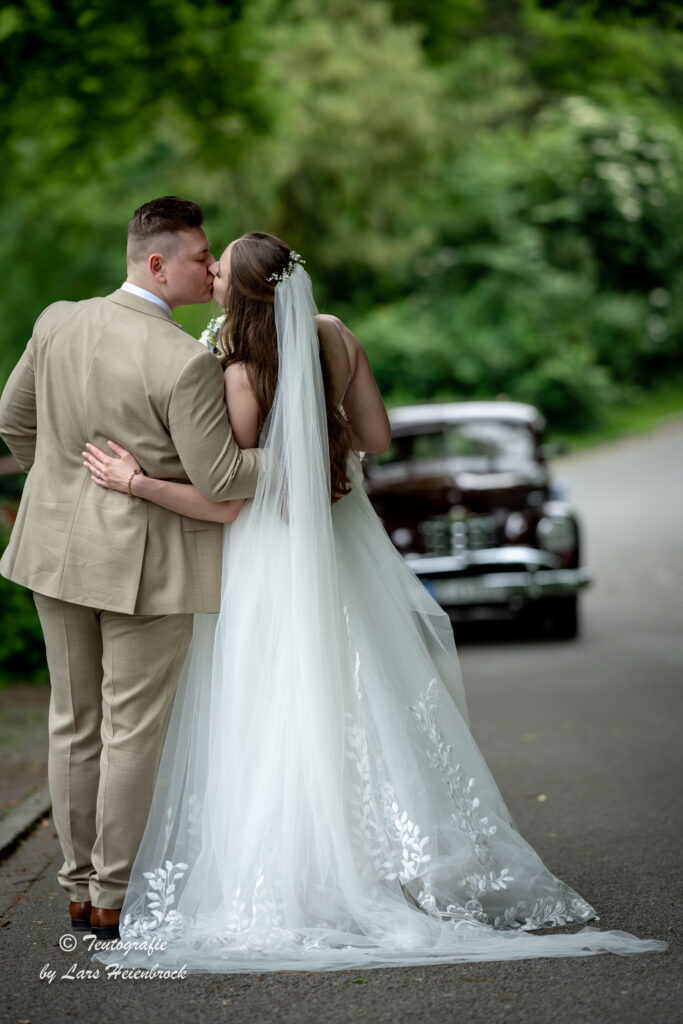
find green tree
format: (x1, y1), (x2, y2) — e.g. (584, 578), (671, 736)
(355, 93), (683, 424)
(239, 0), (447, 304)
(0, 0), (270, 376)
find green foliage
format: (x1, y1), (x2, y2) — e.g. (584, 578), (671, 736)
(0, 0), (271, 378)
(1, 0), (682, 423)
(3, 0), (683, 673)
(0, 0), (267, 186)
(354, 91), (683, 426)
(0, 514), (47, 682)
(354, 272), (618, 428)
(244, 0), (445, 301)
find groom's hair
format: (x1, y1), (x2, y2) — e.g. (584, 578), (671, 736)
(127, 196), (204, 265)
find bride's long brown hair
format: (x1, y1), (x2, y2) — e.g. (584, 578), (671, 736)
(219, 232), (353, 502)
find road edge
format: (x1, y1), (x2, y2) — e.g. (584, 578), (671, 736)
(0, 785), (51, 860)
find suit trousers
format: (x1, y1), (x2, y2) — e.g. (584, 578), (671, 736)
(33, 593), (193, 909)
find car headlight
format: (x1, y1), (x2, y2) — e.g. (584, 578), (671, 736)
(504, 511), (528, 541)
(536, 515), (576, 554)
(391, 527), (413, 549)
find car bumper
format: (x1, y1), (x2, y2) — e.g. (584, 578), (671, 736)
(405, 547), (591, 609)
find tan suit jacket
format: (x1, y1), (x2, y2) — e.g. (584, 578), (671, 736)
(0, 289), (259, 614)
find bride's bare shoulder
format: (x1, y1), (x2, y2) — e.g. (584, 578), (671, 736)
(316, 314), (357, 391)
(223, 360), (252, 392)
(316, 312), (343, 331)
(222, 361), (260, 446)
(316, 313), (351, 345)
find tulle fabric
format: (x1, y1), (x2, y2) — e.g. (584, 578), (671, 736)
(94, 268), (667, 972)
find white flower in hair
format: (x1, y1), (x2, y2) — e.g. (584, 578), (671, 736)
(267, 251), (306, 284)
(198, 313), (226, 356)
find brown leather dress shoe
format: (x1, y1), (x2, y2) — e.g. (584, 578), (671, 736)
(90, 906), (121, 940)
(69, 900), (92, 931)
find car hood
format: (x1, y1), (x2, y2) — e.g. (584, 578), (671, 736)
(365, 459), (549, 513)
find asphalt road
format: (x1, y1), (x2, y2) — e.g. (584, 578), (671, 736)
(1, 419), (682, 1024)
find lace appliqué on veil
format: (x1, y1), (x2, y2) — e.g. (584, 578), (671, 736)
(122, 861), (187, 938)
(346, 717), (432, 884)
(343, 613), (432, 885)
(409, 678), (597, 931)
(124, 681), (596, 945)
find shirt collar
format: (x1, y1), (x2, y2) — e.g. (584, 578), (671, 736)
(121, 281), (172, 316)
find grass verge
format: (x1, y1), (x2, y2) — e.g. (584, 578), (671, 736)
(548, 375), (683, 452)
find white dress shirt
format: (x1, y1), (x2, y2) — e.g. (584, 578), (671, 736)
(120, 281), (172, 316)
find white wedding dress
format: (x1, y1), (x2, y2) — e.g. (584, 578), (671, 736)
(95, 268), (666, 972)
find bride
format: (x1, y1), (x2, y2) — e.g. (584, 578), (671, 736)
(84, 232), (666, 971)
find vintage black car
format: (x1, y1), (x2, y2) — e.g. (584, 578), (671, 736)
(363, 401), (591, 638)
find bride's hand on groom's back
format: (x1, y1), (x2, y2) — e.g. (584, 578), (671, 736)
(82, 440), (142, 494)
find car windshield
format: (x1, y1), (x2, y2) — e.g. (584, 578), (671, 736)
(377, 420), (536, 467)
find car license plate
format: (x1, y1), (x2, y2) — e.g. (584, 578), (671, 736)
(430, 578), (507, 605)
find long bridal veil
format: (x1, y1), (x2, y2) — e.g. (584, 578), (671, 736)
(95, 267), (666, 972)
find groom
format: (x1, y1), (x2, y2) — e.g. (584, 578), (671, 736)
(0, 196), (258, 939)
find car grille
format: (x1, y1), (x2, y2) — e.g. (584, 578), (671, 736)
(419, 513), (497, 555)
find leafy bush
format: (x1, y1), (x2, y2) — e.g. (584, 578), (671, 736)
(0, 514), (47, 683)
(355, 93), (683, 429)
(356, 270), (618, 427)
(1, 1), (683, 430)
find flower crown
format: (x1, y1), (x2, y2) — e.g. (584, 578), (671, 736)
(267, 250), (305, 284)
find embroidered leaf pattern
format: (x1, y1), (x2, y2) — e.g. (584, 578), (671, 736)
(122, 684), (597, 947)
(346, 716), (432, 883)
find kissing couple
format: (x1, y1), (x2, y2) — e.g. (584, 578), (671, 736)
(0, 196), (666, 971)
